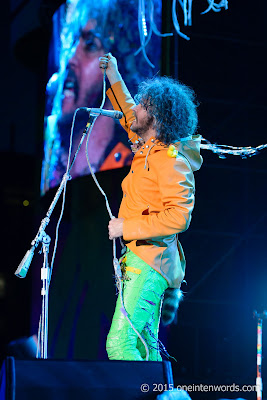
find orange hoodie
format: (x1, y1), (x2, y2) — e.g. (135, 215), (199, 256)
(107, 80), (203, 288)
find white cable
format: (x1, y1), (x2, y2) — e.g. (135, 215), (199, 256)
(48, 108), (79, 285)
(134, 0), (172, 62)
(183, 0), (187, 26)
(201, 0), (228, 15)
(117, 270), (150, 360)
(36, 315), (41, 358)
(187, 0), (193, 26)
(100, 69), (107, 109)
(134, 0), (155, 68)
(149, 0), (173, 38)
(172, 0), (190, 40)
(132, 0), (229, 64)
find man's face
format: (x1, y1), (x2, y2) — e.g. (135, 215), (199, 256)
(131, 103), (154, 139)
(62, 19), (105, 115)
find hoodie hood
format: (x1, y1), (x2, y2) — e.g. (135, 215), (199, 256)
(144, 134), (203, 172)
(176, 134), (203, 172)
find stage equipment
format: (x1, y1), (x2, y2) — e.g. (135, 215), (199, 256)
(79, 108), (123, 119)
(0, 358), (173, 400)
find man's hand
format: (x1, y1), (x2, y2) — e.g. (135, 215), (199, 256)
(99, 53), (122, 85)
(108, 218), (124, 240)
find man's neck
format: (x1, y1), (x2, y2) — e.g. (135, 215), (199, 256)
(140, 129), (156, 143)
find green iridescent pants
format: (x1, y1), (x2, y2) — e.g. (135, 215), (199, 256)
(106, 250), (168, 361)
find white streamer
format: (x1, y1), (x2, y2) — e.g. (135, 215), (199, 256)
(200, 137), (267, 158)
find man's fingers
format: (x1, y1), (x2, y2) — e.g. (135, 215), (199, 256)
(99, 56), (109, 69)
(108, 226), (112, 240)
(108, 221), (113, 239)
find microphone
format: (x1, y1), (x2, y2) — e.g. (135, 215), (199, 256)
(80, 107), (123, 119)
(15, 246), (35, 278)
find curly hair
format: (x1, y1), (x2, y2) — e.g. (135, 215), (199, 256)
(134, 76), (198, 145)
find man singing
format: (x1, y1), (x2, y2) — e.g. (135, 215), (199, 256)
(99, 54), (203, 361)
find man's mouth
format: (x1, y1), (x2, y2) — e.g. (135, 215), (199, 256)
(63, 69), (79, 101)
(63, 82), (75, 98)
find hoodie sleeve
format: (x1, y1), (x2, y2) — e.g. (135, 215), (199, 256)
(107, 80), (139, 143)
(122, 155), (195, 240)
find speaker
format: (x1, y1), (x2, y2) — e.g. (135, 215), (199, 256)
(0, 357), (173, 399)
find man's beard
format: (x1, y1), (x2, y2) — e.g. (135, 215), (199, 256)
(131, 115), (154, 137)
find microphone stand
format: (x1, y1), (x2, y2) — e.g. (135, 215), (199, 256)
(253, 310), (267, 400)
(15, 115), (94, 359)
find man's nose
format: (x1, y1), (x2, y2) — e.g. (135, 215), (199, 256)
(69, 41), (82, 68)
(132, 104), (139, 112)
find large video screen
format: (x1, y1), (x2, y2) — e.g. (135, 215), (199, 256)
(41, 0), (162, 194)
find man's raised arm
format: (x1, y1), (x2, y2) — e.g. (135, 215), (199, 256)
(99, 53), (138, 141)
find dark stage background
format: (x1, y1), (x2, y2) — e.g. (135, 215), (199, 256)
(1, 1), (267, 399)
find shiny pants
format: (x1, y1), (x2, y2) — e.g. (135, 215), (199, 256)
(106, 250), (168, 361)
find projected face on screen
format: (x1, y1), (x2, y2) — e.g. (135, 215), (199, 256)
(41, 0), (162, 194)
(62, 21), (105, 115)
